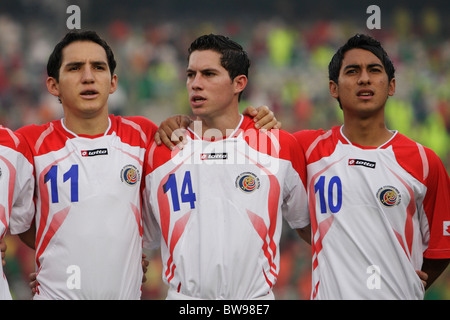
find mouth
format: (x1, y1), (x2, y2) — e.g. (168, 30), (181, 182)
(190, 95), (207, 106)
(80, 89), (99, 99)
(357, 89), (374, 99)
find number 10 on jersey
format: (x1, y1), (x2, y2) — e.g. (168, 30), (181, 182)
(314, 175), (342, 214)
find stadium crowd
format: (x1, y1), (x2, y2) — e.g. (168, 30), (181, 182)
(0, 3), (449, 299)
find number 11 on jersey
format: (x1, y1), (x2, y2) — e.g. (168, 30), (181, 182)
(44, 165), (79, 203)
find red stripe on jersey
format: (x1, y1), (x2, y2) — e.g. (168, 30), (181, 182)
(35, 207), (71, 269)
(309, 156), (344, 293)
(305, 130), (332, 161)
(131, 203), (143, 237)
(0, 155), (16, 238)
(34, 123), (55, 154)
(166, 211), (192, 283)
(0, 126), (20, 149)
(17, 115), (157, 157)
(156, 151), (195, 282)
(242, 148), (282, 287)
(416, 143), (429, 180)
(386, 165), (417, 258)
(35, 151), (74, 260)
(0, 205), (6, 239)
(0, 155), (16, 216)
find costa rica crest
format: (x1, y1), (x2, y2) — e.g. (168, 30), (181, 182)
(376, 186), (401, 207)
(121, 164), (140, 186)
(235, 172), (260, 193)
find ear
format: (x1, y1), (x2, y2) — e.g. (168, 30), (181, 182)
(329, 80), (339, 99)
(388, 77), (395, 96)
(46, 77), (60, 97)
(233, 75), (248, 95)
(109, 74), (118, 94)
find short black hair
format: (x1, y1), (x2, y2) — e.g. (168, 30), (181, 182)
(188, 34), (250, 80)
(188, 34), (250, 101)
(328, 34), (395, 84)
(47, 30), (116, 82)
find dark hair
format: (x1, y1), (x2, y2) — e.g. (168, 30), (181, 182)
(328, 34), (395, 84)
(188, 34), (250, 100)
(47, 30), (117, 81)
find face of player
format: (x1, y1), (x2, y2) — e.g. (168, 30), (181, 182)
(47, 40), (117, 131)
(186, 50), (246, 126)
(329, 48), (395, 118)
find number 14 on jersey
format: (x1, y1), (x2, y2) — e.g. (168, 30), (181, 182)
(163, 171), (197, 212)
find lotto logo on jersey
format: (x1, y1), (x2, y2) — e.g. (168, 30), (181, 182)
(81, 148), (108, 157)
(376, 186), (401, 207)
(200, 152), (228, 160)
(444, 221), (450, 236)
(120, 165), (140, 186)
(348, 158), (376, 169)
(235, 172), (260, 193)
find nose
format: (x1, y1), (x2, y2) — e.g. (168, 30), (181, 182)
(81, 66), (95, 83)
(357, 69), (370, 85)
(188, 73), (203, 90)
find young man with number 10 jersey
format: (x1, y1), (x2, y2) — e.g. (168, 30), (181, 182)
(294, 34), (450, 299)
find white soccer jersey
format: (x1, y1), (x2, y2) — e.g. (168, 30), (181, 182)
(0, 126), (34, 300)
(294, 126), (450, 300)
(143, 115), (309, 299)
(16, 115), (157, 300)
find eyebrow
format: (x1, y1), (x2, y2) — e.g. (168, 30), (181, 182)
(64, 61), (108, 68)
(343, 63), (384, 70)
(186, 67), (220, 74)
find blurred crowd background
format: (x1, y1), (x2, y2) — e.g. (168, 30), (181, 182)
(1, 0), (449, 299)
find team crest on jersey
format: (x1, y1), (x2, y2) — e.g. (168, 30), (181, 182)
(120, 165), (140, 186)
(235, 172), (260, 193)
(376, 186), (401, 207)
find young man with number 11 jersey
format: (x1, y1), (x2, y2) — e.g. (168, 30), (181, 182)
(16, 31), (158, 299)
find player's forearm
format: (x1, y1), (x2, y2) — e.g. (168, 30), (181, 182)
(421, 257), (450, 290)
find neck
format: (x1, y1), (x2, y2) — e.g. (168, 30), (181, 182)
(63, 114), (110, 136)
(342, 117), (393, 147)
(191, 111), (242, 140)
